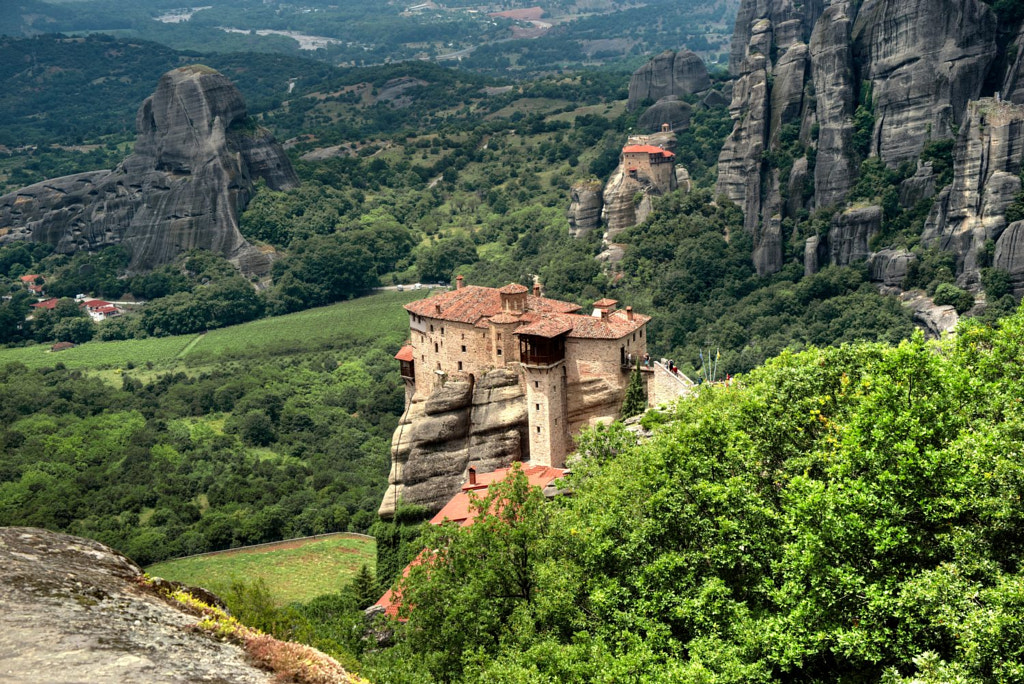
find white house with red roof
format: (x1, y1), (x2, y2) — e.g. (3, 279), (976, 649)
(80, 299), (122, 321)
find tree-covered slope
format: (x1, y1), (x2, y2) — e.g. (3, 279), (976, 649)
(378, 311), (1024, 682)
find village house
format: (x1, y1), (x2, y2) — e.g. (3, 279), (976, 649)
(395, 276), (651, 468)
(19, 274), (44, 296)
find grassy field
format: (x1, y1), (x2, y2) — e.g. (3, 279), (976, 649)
(0, 289), (428, 372)
(146, 533), (376, 605)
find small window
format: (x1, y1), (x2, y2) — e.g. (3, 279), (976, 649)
(434, 343), (439, 353)
(441, 327), (445, 334)
(534, 381), (539, 388)
(497, 349), (502, 356)
(535, 403), (540, 410)
(497, 333), (502, 341)
(430, 324), (434, 332)
(458, 361), (463, 371)
(536, 426), (541, 433)
(461, 333), (465, 339)
(461, 345), (466, 353)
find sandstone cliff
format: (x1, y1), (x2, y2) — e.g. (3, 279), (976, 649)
(379, 369), (528, 518)
(627, 50), (711, 111)
(0, 527), (359, 683)
(923, 98), (1024, 289)
(0, 66), (298, 275)
(718, 0), (1003, 278)
(567, 179), (604, 237)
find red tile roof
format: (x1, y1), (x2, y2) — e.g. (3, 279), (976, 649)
(19, 275), (41, 283)
(622, 144), (674, 157)
(394, 344), (415, 362)
(31, 298), (58, 310)
(514, 314), (574, 338)
(404, 284), (580, 325)
(497, 283), (529, 294)
(488, 312), (520, 324)
(82, 300), (112, 309)
(374, 464), (569, 619)
(592, 298), (618, 308)
(563, 308), (651, 339)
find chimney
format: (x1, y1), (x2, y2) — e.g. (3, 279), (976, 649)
(468, 467), (476, 485)
(533, 282), (541, 297)
(456, 275), (464, 289)
(626, 306), (634, 320)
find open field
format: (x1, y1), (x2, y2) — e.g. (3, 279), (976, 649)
(0, 289), (428, 372)
(146, 533), (376, 605)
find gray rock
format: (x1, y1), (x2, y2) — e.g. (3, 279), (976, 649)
(0, 527), (273, 683)
(637, 97), (692, 133)
(868, 248), (916, 287)
(923, 98), (1024, 288)
(829, 205), (882, 266)
(899, 162), (938, 209)
(0, 66), (297, 275)
(787, 155), (811, 217)
(1002, 23), (1024, 105)
(804, 234), (827, 276)
(899, 290), (959, 337)
(852, 0), (997, 167)
(627, 50), (711, 111)
(729, 0), (826, 76)
(698, 89), (730, 109)
(567, 180), (604, 237)
(379, 369), (528, 518)
(810, 3), (857, 209)
(994, 220), (1024, 295)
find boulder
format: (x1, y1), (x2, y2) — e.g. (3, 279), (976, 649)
(0, 527), (353, 683)
(627, 50), (710, 111)
(0, 66), (298, 275)
(637, 97), (692, 133)
(899, 290), (959, 338)
(994, 220), (1024, 295)
(852, 0), (997, 167)
(829, 205), (882, 266)
(567, 179), (604, 237)
(868, 248), (916, 287)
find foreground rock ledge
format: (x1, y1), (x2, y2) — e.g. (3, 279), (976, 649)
(0, 527), (347, 683)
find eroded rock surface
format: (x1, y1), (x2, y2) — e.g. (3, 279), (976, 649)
(379, 369), (528, 518)
(627, 50), (710, 111)
(0, 66), (297, 275)
(923, 98), (1024, 288)
(568, 180), (604, 237)
(0, 527), (272, 683)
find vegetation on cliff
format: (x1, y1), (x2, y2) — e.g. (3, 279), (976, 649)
(368, 311), (1024, 682)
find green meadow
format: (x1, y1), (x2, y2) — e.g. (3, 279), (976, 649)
(146, 533), (376, 605)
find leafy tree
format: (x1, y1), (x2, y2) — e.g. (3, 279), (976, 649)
(620, 363), (646, 419)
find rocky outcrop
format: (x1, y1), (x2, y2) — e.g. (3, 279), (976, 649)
(729, 0), (826, 76)
(899, 162), (938, 209)
(379, 369), (528, 518)
(994, 220), (1024, 295)
(567, 180), (604, 237)
(601, 172), (648, 239)
(851, 0), (997, 168)
(923, 98), (1024, 288)
(0, 66), (297, 275)
(869, 248), (916, 288)
(1003, 24), (1024, 105)
(0, 527), (355, 683)
(899, 290), (959, 337)
(627, 50), (711, 111)
(829, 205), (882, 266)
(810, 2), (857, 208)
(637, 97), (692, 133)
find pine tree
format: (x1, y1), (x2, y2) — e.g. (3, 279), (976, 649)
(620, 363), (646, 419)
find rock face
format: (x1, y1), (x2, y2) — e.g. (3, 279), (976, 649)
(0, 66), (298, 275)
(829, 205), (882, 266)
(994, 221), (1024, 294)
(1003, 24), (1024, 105)
(627, 50), (711, 111)
(719, 0), (1004, 278)
(599, 129), (684, 240)
(567, 180), (604, 237)
(923, 99), (1024, 288)
(637, 97), (692, 133)
(379, 369), (529, 518)
(851, 0), (997, 168)
(0, 526), (272, 683)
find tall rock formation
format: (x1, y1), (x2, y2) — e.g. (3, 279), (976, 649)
(567, 180), (604, 237)
(923, 98), (1024, 288)
(0, 65), (298, 275)
(627, 50), (711, 111)
(719, 0), (1002, 277)
(1003, 23), (1024, 105)
(851, 0), (997, 168)
(379, 370), (528, 518)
